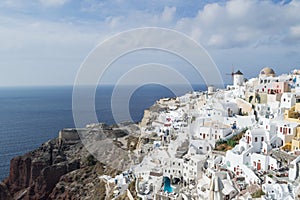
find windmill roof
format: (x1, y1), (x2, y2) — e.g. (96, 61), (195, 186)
(234, 70), (243, 75)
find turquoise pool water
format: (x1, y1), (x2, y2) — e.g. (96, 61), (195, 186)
(163, 177), (173, 193)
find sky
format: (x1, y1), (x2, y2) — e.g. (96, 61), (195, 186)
(0, 0), (300, 86)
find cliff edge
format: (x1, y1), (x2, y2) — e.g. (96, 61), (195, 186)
(0, 123), (141, 200)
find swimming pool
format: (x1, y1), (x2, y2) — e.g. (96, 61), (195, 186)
(163, 177), (173, 193)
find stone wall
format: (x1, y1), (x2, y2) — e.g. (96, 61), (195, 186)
(59, 129), (80, 145)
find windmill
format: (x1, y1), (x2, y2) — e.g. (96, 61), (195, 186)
(226, 66), (244, 86)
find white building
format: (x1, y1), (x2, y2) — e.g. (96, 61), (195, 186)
(190, 140), (213, 155)
(194, 125), (232, 141)
(262, 183), (294, 200)
(244, 128), (268, 153)
(233, 70), (244, 87)
(163, 158), (183, 180)
(276, 121), (299, 145)
(280, 93), (296, 110)
(250, 153), (278, 171)
(182, 154), (206, 185)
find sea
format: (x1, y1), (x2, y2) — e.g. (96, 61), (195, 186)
(0, 84), (206, 181)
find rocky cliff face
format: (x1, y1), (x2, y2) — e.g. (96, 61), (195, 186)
(0, 138), (83, 200)
(0, 124), (140, 200)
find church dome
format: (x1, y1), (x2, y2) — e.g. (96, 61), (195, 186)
(260, 67), (275, 77)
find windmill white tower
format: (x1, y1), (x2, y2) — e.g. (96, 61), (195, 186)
(233, 70), (244, 86)
(226, 67), (244, 87)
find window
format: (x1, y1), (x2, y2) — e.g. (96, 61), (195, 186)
(255, 137), (258, 142)
(289, 128), (291, 134)
(280, 127), (282, 132)
(261, 137), (264, 142)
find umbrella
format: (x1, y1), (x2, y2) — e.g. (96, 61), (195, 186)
(209, 176), (224, 200)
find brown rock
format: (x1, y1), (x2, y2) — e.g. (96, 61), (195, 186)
(7, 155), (32, 194)
(0, 182), (12, 200)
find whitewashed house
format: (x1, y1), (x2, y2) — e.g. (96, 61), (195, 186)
(250, 153), (278, 171)
(276, 121), (299, 145)
(182, 154), (206, 185)
(189, 140), (213, 155)
(240, 164), (261, 184)
(280, 93), (296, 110)
(244, 128), (267, 153)
(195, 126), (232, 141)
(262, 183), (294, 200)
(224, 141), (252, 176)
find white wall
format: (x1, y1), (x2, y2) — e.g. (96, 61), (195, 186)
(280, 93), (296, 109)
(289, 156), (300, 181)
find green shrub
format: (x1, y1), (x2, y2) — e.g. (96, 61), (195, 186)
(251, 189), (265, 198)
(227, 139), (237, 147)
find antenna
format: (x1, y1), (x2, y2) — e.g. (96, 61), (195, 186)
(226, 65), (235, 79)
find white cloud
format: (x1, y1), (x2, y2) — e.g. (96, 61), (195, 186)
(226, 0), (253, 18)
(174, 0), (300, 48)
(161, 6), (176, 23)
(207, 34), (225, 47)
(75, 0), (300, 51)
(290, 25), (300, 39)
(1, 0), (300, 86)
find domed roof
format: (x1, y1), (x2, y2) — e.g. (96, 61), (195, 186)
(260, 67), (275, 77)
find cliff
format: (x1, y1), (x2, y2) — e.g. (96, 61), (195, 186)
(0, 123), (141, 200)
